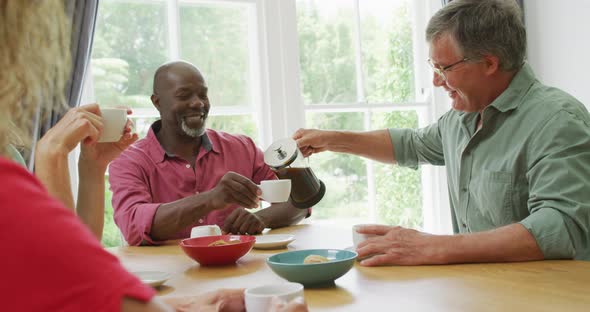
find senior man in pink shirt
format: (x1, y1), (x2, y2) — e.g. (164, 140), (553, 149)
(109, 61), (309, 245)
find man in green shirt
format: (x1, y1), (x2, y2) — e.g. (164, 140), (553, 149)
(294, 0), (590, 265)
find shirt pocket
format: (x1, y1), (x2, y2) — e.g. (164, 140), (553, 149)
(471, 170), (514, 227)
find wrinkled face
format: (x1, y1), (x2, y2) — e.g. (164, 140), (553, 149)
(154, 65), (210, 138)
(429, 34), (487, 113)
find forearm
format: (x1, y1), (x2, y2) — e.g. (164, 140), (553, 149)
(77, 160), (107, 240)
(150, 192), (217, 241)
(439, 223), (545, 264)
(34, 148), (75, 210)
(327, 130), (395, 164)
(255, 202), (308, 228)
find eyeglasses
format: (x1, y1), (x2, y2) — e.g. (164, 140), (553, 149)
(427, 57), (470, 81)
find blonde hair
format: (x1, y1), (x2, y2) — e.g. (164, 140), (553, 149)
(0, 0), (70, 157)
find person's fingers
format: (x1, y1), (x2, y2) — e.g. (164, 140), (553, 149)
(79, 103), (101, 115)
(299, 147), (313, 157)
(75, 116), (102, 145)
(360, 253), (397, 266)
(291, 128), (305, 140)
(355, 224), (393, 235)
(116, 132), (139, 150)
(285, 296), (308, 312)
(237, 219), (251, 235)
(227, 191), (257, 209)
(123, 119), (134, 134)
(356, 240), (391, 259)
(232, 211), (250, 234)
(270, 296), (287, 311)
(226, 180), (258, 208)
(227, 210), (248, 234)
(231, 173), (260, 195)
(222, 210), (240, 233)
(247, 220), (264, 235)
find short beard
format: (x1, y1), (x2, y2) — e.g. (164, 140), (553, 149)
(181, 119), (206, 138)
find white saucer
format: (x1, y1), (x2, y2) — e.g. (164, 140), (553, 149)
(253, 234), (295, 250)
(132, 271), (170, 287)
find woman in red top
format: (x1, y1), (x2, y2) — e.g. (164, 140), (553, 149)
(0, 1), (306, 311)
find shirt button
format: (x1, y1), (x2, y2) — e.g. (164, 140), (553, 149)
(462, 222), (467, 228)
(462, 187), (468, 192)
(199, 219), (204, 223)
(186, 164), (191, 168)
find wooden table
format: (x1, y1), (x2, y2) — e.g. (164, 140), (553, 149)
(110, 224), (590, 311)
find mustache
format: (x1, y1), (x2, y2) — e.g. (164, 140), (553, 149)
(182, 110), (208, 117)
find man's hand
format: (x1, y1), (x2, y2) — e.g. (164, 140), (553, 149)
(292, 128), (333, 158)
(356, 225), (442, 266)
(223, 207), (266, 235)
(163, 289), (245, 312)
(206, 172), (261, 211)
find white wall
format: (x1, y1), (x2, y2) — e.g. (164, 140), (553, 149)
(525, 0), (590, 109)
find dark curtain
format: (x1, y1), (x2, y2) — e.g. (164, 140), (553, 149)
(27, 0), (99, 170)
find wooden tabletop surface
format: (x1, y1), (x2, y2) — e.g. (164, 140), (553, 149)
(109, 223), (590, 311)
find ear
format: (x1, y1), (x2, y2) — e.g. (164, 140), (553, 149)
(151, 94), (161, 113)
(482, 54), (500, 76)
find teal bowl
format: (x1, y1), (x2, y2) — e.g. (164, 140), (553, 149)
(266, 249), (357, 287)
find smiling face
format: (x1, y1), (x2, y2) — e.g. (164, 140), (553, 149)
(429, 34), (489, 113)
(152, 62), (210, 138)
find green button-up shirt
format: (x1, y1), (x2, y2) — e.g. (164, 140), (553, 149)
(389, 63), (590, 260)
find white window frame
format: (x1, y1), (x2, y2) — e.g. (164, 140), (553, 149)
(259, 0), (452, 233)
(81, 0), (452, 234)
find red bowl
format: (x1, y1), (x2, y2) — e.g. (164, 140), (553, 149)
(180, 235), (256, 266)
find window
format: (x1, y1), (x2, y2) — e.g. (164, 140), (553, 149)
(295, 0), (427, 228)
(85, 0), (448, 247)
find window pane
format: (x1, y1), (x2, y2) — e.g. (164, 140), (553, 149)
(296, 0), (357, 104)
(372, 110), (422, 228)
(92, 0), (168, 109)
(360, 0), (415, 103)
(208, 115), (259, 145)
(179, 2), (253, 107)
(306, 112), (368, 220)
(132, 117), (160, 139)
(103, 177), (119, 247)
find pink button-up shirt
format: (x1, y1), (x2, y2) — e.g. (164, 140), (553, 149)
(108, 122), (276, 245)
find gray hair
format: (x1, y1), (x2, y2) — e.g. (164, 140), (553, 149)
(426, 0), (526, 71)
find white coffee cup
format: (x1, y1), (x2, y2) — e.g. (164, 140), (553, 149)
(190, 225), (222, 238)
(352, 224), (381, 249)
(98, 107), (127, 142)
(244, 282), (304, 312)
(258, 180), (291, 203)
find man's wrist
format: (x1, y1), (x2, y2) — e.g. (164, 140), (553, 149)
(196, 190), (221, 214)
(425, 234), (456, 264)
(254, 210), (270, 228)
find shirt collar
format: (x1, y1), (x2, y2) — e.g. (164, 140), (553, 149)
(145, 120), (218, 163)
(487, 62), (537, 113)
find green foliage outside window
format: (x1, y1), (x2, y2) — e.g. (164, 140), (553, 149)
(297, 0), (422, 227)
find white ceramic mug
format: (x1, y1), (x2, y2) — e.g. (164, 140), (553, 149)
(258, 180), (291, 203)
(352, 224), (381, 249)
(244, 282), (304, 312)
(98, 107), (127, 142)
(190, 225), (222, 238)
